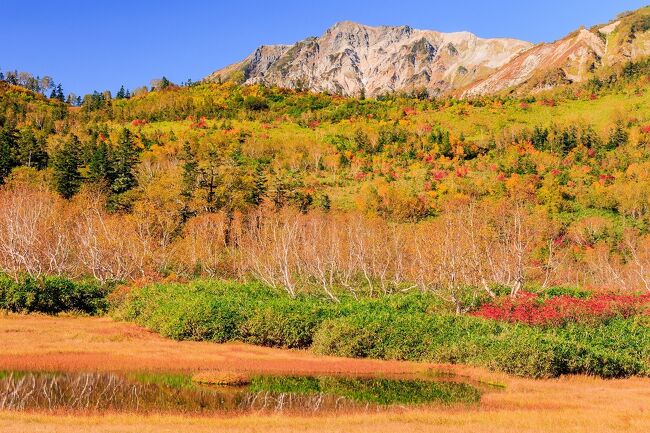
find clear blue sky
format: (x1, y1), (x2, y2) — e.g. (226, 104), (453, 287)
(1, 0), (648, 96)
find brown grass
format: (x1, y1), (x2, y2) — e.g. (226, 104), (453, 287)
(191, 371), (251, 386)
(1, 314), (650, 433)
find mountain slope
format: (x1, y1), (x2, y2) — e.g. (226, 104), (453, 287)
(207, 6), (650, 97)
(206, 21), (531, 97)
(463, 7), (650, 96)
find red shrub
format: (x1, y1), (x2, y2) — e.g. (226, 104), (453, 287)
(473, 292), (650, 326)
(190, 116), (208, 129)
(432, 170), (447, 181)
(455, 166), (469, 178)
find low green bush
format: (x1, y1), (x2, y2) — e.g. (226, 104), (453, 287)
(312, 313), (650, 378)
(241, 297), (334, 348)
(0, 274), (108, 315)
(115, 281), (650, 379)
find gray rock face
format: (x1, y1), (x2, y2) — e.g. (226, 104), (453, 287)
(206, 8), (650, 97)
(206, 21), (532, 96)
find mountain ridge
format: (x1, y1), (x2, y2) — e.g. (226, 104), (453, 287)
(206, 21), (532, 97)
(206, 6), (650, 97)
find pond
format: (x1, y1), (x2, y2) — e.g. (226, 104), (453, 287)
(0, 371), (490, 415)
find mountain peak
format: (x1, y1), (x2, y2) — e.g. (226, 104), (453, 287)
(206, 6), (650, 97)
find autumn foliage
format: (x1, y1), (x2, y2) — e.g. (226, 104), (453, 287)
(473, 292), (650, 326)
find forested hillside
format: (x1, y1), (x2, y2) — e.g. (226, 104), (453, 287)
(2, 48), (650, 310)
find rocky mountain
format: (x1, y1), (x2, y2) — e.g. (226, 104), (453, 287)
(206, 22), (531, 97)
(462, 8), (650, 96)
(207, 6), (650, 97)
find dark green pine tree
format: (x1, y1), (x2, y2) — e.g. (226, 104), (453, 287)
(317, 193), (331, 212)
(248, 163), (267, 206)
(88, 140), (113, 187)
(52, 135), (82, 199)
(606, 121), (629, 151)
(17, 127), (48, 169)
(0, 127), (18, 185)
(110, 128), (139, 194)
(55, 84), (65, 101)
(116, 85), (126, 99)
(178, 141), (199, 224)
(271, 175), (288, 209)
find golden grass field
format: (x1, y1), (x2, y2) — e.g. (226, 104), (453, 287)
(1, 314), (649, 433)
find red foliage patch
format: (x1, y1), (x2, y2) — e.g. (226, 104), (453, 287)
(131, 119), (147, 127)
(354, 172), (367, 181)
(473, 292), (650, 326)
(539, 99), (556, 107)
(403, 107), (417, 116)
(189, 116), (208, 129)
(432, 170), (448, 181)
(455, 166), (469, 178)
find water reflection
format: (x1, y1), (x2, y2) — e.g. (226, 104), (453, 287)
(0, 371), (483, 414)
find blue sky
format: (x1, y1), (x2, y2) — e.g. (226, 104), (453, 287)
(1, 1), (648, 96)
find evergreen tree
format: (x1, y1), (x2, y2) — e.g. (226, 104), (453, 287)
(607, 121), (629, 150)
(116, 85), (126, 99)
(317, 193), (331, 212)
(110, 128), (139, 194)
(580, 125), (602, 150)
(271, 175), (288, 209)
(249, 163), (267, 206)
(353, 129), (370, 153)
(178, 141), (198, 223)
(88, 140), (113, 187)
(0, 127), (18, 185)
(52, 135), (82, 199)
(55, 84), (64, 101)
(440, 131), (452, 157)
(17, 127), (48, 169)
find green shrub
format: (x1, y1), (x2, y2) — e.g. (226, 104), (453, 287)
(0, 274), (108, 315)
(116, 281), (650, 379)
(240, 297), (333, 348)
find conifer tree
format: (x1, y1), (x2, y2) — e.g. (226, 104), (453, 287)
(111, 128), (139, 194)
(179, 141), (198, 224)
(88, 140), (113, 187)
(607, 121), (629, 150)
(17, 127), (48, 169)
(52, 135), (82, 199)
(0, 127), (18, 185)
(249, 163), (267, 206)
(55, 84), (65, 101)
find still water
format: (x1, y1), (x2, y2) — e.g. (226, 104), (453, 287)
(0, 371), (488, 414)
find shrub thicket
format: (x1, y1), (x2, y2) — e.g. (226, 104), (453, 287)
(0, 274), (109, 314)
(115, 280), (650, 378)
